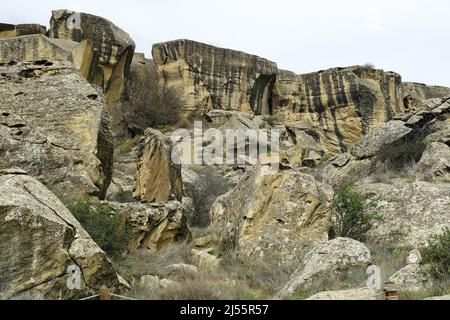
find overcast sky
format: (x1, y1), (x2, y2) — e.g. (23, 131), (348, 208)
(2, 0), (449, 86)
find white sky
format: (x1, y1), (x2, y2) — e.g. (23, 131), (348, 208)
(2, 0), (449, 86)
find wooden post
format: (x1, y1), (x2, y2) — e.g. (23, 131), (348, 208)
(99, 285), (110, 300)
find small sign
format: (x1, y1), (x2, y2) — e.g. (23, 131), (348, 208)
(406, 249), (422, 265)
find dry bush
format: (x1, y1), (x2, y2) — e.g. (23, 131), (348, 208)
(114, 242), (190, 280)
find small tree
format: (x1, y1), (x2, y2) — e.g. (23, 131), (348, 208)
(422, 228), (450, 282)
(332, 183), (382, 241)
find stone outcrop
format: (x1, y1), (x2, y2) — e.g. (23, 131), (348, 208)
(0, 171), (119, 299)
(0, 23), (46, 39)
(210, 166), (333, 264)
(133, 128), (183, 203)
(48, 9), (136, 104)
(0, 34), (97, 81)
(106, 201), (189, 252)
(389, 264), (434, 292)
(402, 82), (450, 110)
(0, 59), (113, 199)
(360, 180), (450, 248)
(273, 66), (404, 155)
(152, 39), (278, 114)
(321, 95), (450, 188)
(275, 238), (372, 299)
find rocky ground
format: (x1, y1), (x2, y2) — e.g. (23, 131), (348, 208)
(0, 10), (449, 300)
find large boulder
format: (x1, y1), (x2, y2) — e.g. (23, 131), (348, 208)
(0, 23), (46, 39)
(210, 166), (333, 264)
(106, 201), (189, 252)
(358, 180), (450, 248)
(273, 66), (405, 155)
(0, 171), (119, 299)
(0, 59), (113, 199)
(389, 264), (434, 292)
(402, 82), (450, 110)
(152, 39), (278, 115)
(0, 34), (97, 81)
(133, 129), (183, 203)
(48, 9), (136, 104)
(275, 238), (372, 299)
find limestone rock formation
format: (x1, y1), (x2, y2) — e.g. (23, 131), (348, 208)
(402, 82), (450, 110)
(210, 166), (333, 264)
(107, 201), (189, 252)
(321, 95), (450, 188)
(0, 59), (113, 199)
(133, 128), (183, 203)
(152, 39), (278, 114)
(275, 238), (372, 299)
(0, 34), (97, 81)
(273, 66), (405, 155)
(0, 172), (118, 299)
(389, 264), (434, 292)
(48, 9), (136, 103)
(0, 23), (46, 38)
(360, 180), (450, 248)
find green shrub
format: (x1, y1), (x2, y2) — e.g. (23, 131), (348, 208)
(422, 228), (450, 282)
(68, 200), (132, 260)
(331, 183), (382, 241)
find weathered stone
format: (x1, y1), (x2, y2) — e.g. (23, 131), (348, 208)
(274, 66), (404, 155)
(351, 120), (412, 159)
(361, 180), (450, 248)
(48, 9), (135, 103)
(0, 23), (46, 39)
(152, 39), (278, 115)
(0, 173), (118, 299)
(0, 34), (97, 81)
(0, 60), (113, 199)
(402, 82), (450, 110)
(415, 142), (450, 183)
(389, 264), (434, 292)
(190, 248), (220, 271)
(106, 201), (189, 252)
(275, 238), (372, 299)
(306, 287), (382, 300)
(133, 128), (183, 203)
(210, 166), (333, 264)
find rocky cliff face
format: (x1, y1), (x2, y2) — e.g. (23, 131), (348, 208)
(0, 57), (113, 199)
(273, 66), (404, 155)
(152, 39), (278, 115)
(0, 23), (46, 38)
(48, 9), (135, 104)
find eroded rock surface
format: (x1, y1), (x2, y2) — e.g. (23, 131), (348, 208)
(210, 166), (333, 264)
(133, 129), (183, 203)
(275, 238), (372, 299)
(0, 60), (113, 199)
(0, 172), (118, 299)
(48, 9), (136, 103)
(106, 201), (189, 252)
(152, 39), (278, 114)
